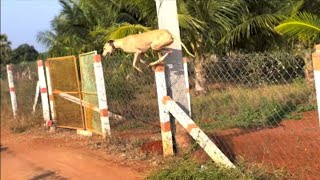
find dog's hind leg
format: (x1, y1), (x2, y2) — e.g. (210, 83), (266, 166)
(133, 53), (143, 72)
(149, 52), (170, 66)
(140, 53), (146, 64)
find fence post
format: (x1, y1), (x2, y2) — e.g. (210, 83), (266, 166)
(183, 58), (192, 116)
(93, 55), (111, 137)
(45, 61), (56, 130)
(312, 44), (320, 127)
(154, 63), (174, 156)
(6, 64), (18, 118)
(37, 60), (51, 123)
(155, 0), (192, 151)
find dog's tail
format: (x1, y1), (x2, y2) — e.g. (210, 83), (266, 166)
(172, 35), (195, 57)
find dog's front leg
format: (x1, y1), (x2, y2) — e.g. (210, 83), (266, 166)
(133, 53), (143, 72)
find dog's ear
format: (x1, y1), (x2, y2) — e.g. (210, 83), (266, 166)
(107, 40), (114, 44)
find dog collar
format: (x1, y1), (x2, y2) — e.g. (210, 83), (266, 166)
(108, 40), (116, 50)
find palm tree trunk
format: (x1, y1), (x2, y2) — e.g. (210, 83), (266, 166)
(194, 54), (207, 95)
(303, 48), (314, 88)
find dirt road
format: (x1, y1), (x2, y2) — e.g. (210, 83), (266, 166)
(1, 130), (146, 180)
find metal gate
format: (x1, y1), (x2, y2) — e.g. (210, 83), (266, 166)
(79, 51), (103, 134)
(47, 56), (85, 129)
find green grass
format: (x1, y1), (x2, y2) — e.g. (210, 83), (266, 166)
(192, 80), (315, 130)
(147, 159), (286, 180)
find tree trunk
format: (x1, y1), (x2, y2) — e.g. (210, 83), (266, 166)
(194, 54), (207, 95)
(303, 48), (314, 88)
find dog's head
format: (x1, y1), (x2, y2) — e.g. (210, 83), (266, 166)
(102, 40), (115, 57)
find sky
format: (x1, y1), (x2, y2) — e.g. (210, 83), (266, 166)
(1, 0), (61, 52)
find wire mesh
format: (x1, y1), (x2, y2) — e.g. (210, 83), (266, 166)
(102, 51), (319, 177)
(6, 62), (42, 118)
(79, 51), (102, 134)
(187, 51), (319, 177)
(102, 55), (160, 132)
(47, 56), (84, 129)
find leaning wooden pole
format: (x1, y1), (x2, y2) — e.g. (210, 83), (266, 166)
(163, 96), (235, 168)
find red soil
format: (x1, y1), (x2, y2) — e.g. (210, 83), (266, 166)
(1, 129), (148, 180)
(141, 111), (320, 179)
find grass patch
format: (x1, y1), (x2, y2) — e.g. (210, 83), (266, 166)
(147, 159), (286, 180)
(192, 81), (314, 130)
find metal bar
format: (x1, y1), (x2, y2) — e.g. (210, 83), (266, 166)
(47, 56), (75, 61)
(81, 91), (98, 95)
(53, 90), (79, 94)
(73, 56), (86, 130)
(56, 125), (84, 130)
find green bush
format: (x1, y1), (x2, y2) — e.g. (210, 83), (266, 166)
(203, 51), (305, 86)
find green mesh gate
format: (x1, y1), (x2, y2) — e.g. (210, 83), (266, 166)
(47, 56), (85, 129)
(79, 51), (102, 134)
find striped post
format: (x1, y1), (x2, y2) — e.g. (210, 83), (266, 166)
(154, 64), (174, 156)
(182, 58), (191, 116)
(155, 0), (192, 151)
(45, 61), (56, 127)
(6, 64), (18, 118)
(93, 55), (111, 137)
(37, 60), (51, 123)
(162, 96), (235, 168)
(312, 44), (320, 127)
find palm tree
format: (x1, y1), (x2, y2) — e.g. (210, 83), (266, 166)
(275, 12), (320, 87)
(0, 34), (12, 64)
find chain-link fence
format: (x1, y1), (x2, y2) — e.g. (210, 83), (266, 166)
(102, 51), (319, 178)
(1, 61), (44, 132)
(1, 49), (319, 178)
(1, 62), (43, 117)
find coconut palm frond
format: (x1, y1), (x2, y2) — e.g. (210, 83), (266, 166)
(220, 14), (282, 46)
(36, 31), (58, 48)
(178, 14), (207, 32)
(275, 12), (320, 43)
(104, 23), (151, 40)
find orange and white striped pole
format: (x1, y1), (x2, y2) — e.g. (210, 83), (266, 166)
(45, 61), (56, 127)
(37, 60), (50, 123)
(312, 44), (320, 127)
(93, 55), (111, 137)
(162, 96), (235, 168)
(154, 64), (174, 156)
(182, 58), (191, 116)
(6, 64), (18, 118)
